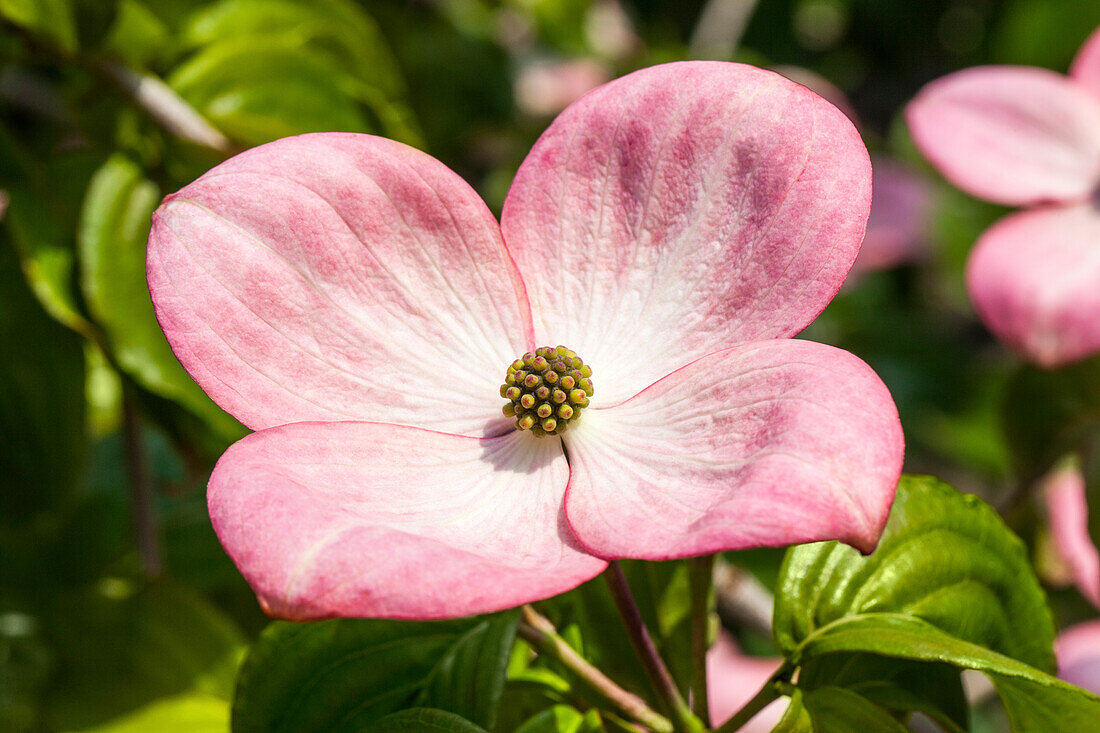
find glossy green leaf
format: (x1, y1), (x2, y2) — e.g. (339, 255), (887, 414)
(0, 235), (85, 526)
(233, 611), (519, 733)
(802, 686), (909, 732)
(0, 0), (78, 53)
(775, 475), (1055, 672)
(45, 580), (244, 729)
(181, 0), (420, 144)
(797, 655), (966, 733)
(77, 154), (243, 443)
(797, 614), (1100, 732)
(169, 37), (369, 146)
(362, 708), (488, 733)
(1002, 356), (1100, 480)
(82, 692), (229, 732)
(772, 688), (812, 733)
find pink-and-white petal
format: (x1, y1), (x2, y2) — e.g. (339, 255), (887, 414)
(966, 203), (1100, 367)
(707, 632), (787, 730)
(906, 66), (1100, 206)
(1043, 461), (1100, 609)
(1070, 27), (1100, 102)
(208, 421), (606, 620)
(1056, 620), (1100, 694)
(148, 133), (532, 434)
(501, 61), (871, 404)
(562, 340), (904, 560)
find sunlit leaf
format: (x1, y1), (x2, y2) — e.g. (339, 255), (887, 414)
(233, 611), (519, 732)
(0, 0), (78, 53)
(77, 154), (243, 443)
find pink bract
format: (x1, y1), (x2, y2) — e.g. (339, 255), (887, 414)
(1042, 461), (1100, 610)
(907, 27), (1100, 367)
(706, 631), (787, 730)
(1056, 620), (1100, 694)
(147, 61), (904, 620)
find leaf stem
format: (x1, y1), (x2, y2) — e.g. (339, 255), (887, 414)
(689, 555), (716, 723)
(122, 388), (162, 577)
(603, 562), (705, 732)
(517, 605), (673, 733)
(92, 60), (237, 155)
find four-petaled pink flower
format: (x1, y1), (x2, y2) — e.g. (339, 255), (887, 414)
(147, 61), (903, 620)
(907, 26), (1100, 367)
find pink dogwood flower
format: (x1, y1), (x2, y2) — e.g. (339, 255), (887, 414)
(147, 62), (903, 620)
(907, 27), (1100, 367)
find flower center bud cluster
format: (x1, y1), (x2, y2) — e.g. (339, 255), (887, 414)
(501, 346), (594, 436)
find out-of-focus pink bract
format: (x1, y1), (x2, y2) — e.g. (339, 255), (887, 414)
(707, 632), (787, 730)
(1056, 620), (1100, 694)
(907, 27), (1100, 367)
(147, 62), (903, 620)
(1042, 461), (1100, 610)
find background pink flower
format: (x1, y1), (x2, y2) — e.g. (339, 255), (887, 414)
(1056, 620), (1100, 694)
(147, 62), (903, 621)
(1042, 461), (1100, 609)
(907, 27), (1100, 367)
(706, 631), (787, 730)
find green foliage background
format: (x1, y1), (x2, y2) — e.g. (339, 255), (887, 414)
(3, 0), (1100, 730)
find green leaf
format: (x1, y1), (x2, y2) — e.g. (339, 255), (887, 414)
(772, 688), (812, 732)
(0, 128), (101, 333)
(102, 0), (175, 69)
(802, 686), (909, 732)
(169, 37), (369, 146)
(362, 708), (488, 733)
(77, 154), (243, 443)
(0, 235), (85, 526)
(774, 475), (1055, 672)
(232, 611), (519, 732)
(797, 655), (966, 733)
(181, 0), (421, 144)
(536, 560), (693, 700)
(0, 0), (78, 53)
(797, 614), (1100, 732)
(515, 705), (609, 733)
(81, 692), (229, 733)
(45, 579), (244, 729)
(1002, 356), (1100, 480)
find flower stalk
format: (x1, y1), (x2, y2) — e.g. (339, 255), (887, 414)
(689, 554), (716, 723)
(603, 562), (705, 732)
(517, 605), (673, 733)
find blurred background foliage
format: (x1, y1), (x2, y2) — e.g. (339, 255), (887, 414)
(3, 0), (1100, 730)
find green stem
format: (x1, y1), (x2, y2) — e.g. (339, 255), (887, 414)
(518, 605), (673, 733)
(122, 389), (161, 577)
(603, 562), (705, 733)
(688, 555), (716, 723)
